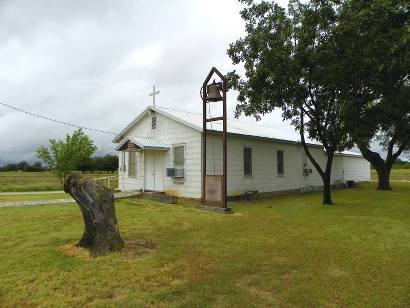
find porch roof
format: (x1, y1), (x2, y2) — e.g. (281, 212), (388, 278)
(115, 136), (170, 151)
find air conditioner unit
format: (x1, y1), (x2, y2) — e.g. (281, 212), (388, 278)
(174, 168), (185, 178)
(166, 168), (176, 177)
(166, 168), (184, 178)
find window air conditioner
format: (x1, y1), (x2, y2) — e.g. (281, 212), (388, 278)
(174, 168), (185, 178)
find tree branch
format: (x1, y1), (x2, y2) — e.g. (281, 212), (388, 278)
(300, 109), (325, 179)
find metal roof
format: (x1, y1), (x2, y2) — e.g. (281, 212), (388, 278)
(157, 107), (317, 144)
(115, 136), (170, 151)
(113, 106), (362, 157)
(156, 107), (362, 156)
(113, 106), (304, 144)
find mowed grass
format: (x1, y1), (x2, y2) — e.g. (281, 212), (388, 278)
(371, 168), (410, 181)
(1, 183), (410, 307)
(0, 172), (118, 192)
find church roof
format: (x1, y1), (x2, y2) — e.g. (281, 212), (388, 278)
(113, 105), (362, 157)
(113, 105), (307, 144)
(157, 106), (313, 144)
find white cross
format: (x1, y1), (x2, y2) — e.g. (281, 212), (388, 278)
(149, 85), (160, 108)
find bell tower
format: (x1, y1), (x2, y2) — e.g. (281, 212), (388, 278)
(201, 67), (231, 213)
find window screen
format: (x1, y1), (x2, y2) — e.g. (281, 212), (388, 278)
(128, 152), (137, 177)
(244, 147), (252, 176)
(277, 150), (284, 175)
(173, 145), (185, 167)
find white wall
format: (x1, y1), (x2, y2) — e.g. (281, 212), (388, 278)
(205, 134), (369, 196)
(118, 150), (144, 191)
(119, 111), (202, 198)
(342, 155), (371, 182)
(117, 112), (370, 198)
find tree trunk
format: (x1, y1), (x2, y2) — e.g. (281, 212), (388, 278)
(298, 110), (334, 205)
(321, 153), (334, 205)
(64, 174), (124, 258)
(322, 171), (333, 205)
(357, 142), (401, 191)
(376, 167), (392, 191)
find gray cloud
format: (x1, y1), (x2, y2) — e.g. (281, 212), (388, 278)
(0, 0), (302, 163)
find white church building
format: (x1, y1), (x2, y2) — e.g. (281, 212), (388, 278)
(113, 106), (370, 199)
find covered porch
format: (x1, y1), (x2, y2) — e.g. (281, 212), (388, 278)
(116, 136), (170, 192)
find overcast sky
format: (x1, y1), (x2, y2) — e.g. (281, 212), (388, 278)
(0, 0), (294, 163)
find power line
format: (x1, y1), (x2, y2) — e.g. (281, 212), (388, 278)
(0, 102), (118, 136)
(157, 105), (202, 115)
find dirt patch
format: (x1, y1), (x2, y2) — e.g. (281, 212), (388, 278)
(120, 240), (157, 259)
(59, 240), (157, 260)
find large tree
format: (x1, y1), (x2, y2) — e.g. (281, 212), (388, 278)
(36, 129), (97, 187)
(335, 0), (410, 190)
(228, 0), (352, 205)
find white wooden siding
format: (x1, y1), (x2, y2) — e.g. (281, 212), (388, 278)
(205, 135), (368, 196)
(118, 111), (370, 198)
(342, 156), (371, 182)
(120, 112), (202, 198)
(118, 151), (144, 191)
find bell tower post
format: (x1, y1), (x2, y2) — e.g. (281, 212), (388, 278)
(201, 67), (231, 213)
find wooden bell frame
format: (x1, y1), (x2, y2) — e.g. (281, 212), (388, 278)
(201, 67), (230, 212)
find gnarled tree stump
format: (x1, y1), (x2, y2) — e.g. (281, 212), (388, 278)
(64, 175), (124, 258)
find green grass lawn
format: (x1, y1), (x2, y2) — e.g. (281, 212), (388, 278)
(0, 172), (118, 192)
(1, 183), (410, 307)
(371, 168), (410, 181)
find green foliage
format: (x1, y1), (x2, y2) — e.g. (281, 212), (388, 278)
(77, 155), (118, 173)
(228, 0), (354, 204)
(228, 0), (352, 150)
(228, 0), (409, 192)
(392, 160), (410, 169)
(336, 0), (410, 163)
(1, 183), (410, 306)
(36, 129), (96, 186)
(0, 161), (46, 172)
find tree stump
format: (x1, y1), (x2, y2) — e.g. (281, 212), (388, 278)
(64, 174), (124, 258)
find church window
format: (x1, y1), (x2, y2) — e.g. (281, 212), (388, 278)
(244, 147), (252, 176)
(173, 145), (185, 167)
(128, 152), (137, 177)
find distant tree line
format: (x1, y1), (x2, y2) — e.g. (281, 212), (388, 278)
(77, 155), (118, 173)
(371, 159), (410, 169)
(392, 158), (410, 169)
(0, 161), (46, 172)
(0, 155), (118, 173)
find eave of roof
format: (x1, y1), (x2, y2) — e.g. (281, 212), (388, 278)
(112, 106), (363, 158)
(115, 136), (170, 151)
(112, 106), (201, 143)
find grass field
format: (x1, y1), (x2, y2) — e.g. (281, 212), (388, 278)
(1, 182), (410, 307)
(0, 172), (118, 192)
(0, 169), (407, 193)
(371, 168), (410, 181)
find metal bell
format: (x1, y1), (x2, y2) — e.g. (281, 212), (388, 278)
(206, 80), (223, 102)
